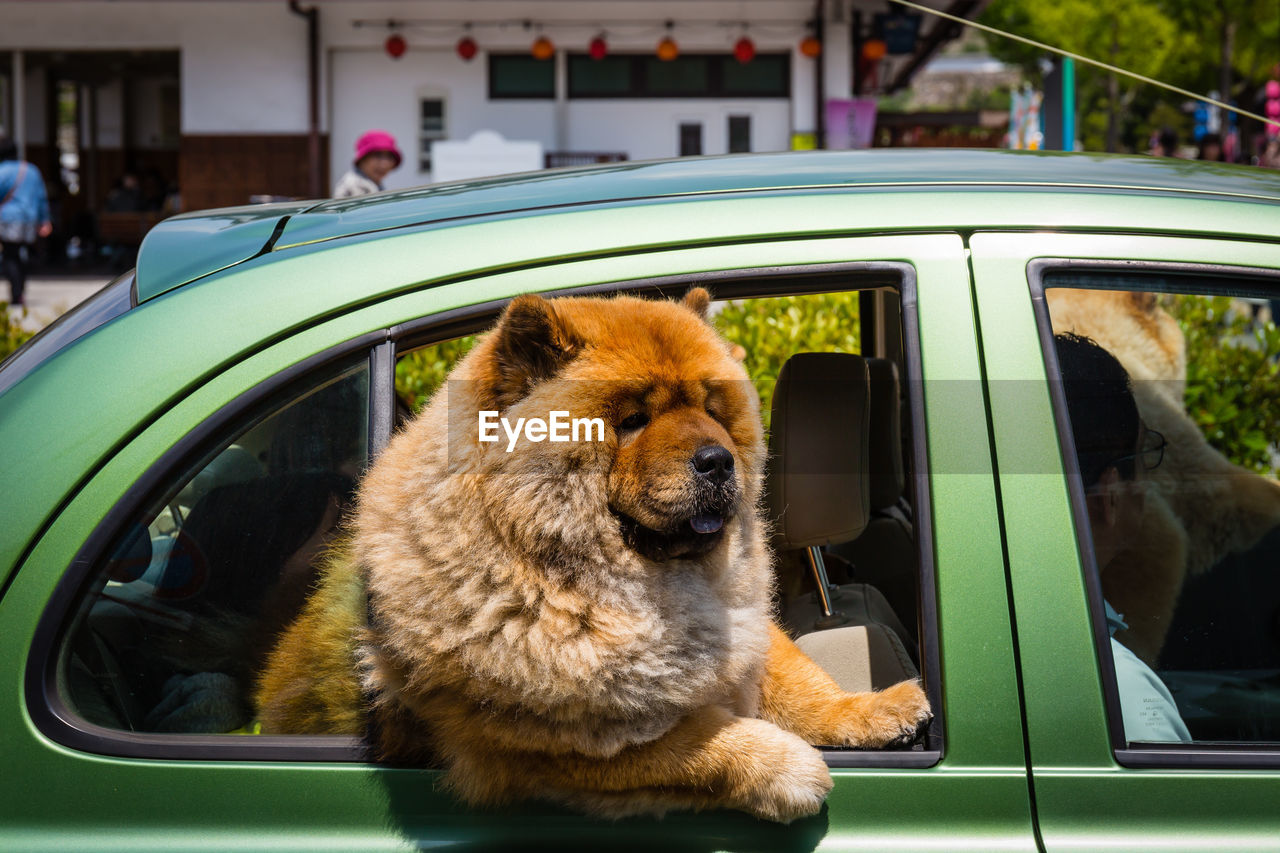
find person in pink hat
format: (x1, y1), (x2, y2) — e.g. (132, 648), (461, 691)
(332, 130), (403, 198)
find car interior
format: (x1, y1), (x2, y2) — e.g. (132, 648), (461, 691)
(59, 283), (931, 749)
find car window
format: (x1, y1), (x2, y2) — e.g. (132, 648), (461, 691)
(51, 277), (939, 762)
(1042, 270), (1280, 748)
(386, 283), (938, 761)
(58, 361), (369, 735)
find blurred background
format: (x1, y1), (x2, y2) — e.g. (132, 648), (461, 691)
(0, 0), (1277, 288)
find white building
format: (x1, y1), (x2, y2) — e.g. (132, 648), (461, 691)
(0, 0), (981, 216)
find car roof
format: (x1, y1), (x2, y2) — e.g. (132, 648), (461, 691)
(136, 148), (1280, 303)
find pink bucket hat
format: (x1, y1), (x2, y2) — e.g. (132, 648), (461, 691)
(354, 130), (402, 168)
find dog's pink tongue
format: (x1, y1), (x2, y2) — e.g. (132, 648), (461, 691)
(690, 513), (724, 534)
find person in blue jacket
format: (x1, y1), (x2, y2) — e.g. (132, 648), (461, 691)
(0, 135), (53, 308)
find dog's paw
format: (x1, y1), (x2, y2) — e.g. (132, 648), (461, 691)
(731, 720), (833, 823)
(834, 679), (933, 749)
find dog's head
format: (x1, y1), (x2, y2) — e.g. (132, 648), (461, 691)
(474, 288), (763, 563)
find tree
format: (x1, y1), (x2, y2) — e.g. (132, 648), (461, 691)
(977, 0), (1279, 154)
(980, 0), (1190, 152)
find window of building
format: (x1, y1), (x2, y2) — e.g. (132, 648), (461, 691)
(1041, 269), (1280, 749)
(728, 115), (752, 153)
(418, 95), (446, 174)
(566, 54), (633, 97)
(488, 54), (555, 99)
(679, 122), (703, 156)
(721, 54), (790, 96)
(567, 53), (789, 98)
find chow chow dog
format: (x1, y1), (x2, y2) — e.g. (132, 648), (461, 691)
(1048, 288), (1280, 662)
(256, 288), (930, 822)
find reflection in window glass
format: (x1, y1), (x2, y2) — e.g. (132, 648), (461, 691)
(1045, 276), (1280, 745)
(60, 363), (369, 734)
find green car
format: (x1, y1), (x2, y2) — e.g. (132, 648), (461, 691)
(3, 149), (1280, 851)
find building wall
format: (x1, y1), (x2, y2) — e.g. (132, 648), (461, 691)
(3, 0), (829, 204)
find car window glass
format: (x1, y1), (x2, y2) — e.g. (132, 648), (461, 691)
(1044, 272), (1280, 746)
(59, 361), (368, 735)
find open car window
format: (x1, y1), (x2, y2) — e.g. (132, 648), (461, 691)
(46, 272), (939, 766)
(390, 280), (939, 763)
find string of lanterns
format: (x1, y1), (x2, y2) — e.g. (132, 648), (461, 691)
(359, 19), (823, 63)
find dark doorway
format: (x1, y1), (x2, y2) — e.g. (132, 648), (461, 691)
(2, 50), (180, 271)
(679, 122), (703, 156)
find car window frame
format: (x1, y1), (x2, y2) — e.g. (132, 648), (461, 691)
(27, 332), (385, 762)
(388, 263), (943, 769)
(1028, 256), (1280, 770)
(29, 262), (943, 769)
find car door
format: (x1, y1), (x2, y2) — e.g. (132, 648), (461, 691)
(971, 229), (1280, 853)
(2, 218), (1032, 850)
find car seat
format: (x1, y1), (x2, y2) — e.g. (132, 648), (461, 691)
(830, 356), (919, 637)
(765, 352), (918, 690)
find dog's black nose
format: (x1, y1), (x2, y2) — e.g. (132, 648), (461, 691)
(692, 445), (735, 483)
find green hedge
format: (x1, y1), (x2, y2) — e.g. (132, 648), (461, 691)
(0, 305), (34, 364)
(713, 292), (860, 427)
(393, 293), (861, 425)
(1166, 295), (1280, 477)
(395, 335), (477, 413)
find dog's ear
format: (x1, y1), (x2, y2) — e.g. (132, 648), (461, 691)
(489, 294), (578, 408)
(682, 286), (712, 320)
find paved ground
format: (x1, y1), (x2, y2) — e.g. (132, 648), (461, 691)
(5, 274), (116, 332)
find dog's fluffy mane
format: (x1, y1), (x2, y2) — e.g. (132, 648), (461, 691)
(266, 291), (773, 768)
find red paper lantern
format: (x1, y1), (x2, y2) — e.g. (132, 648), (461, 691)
(656, 35), (679, 62)
(456, 36), (478, 61)
(589, 34), (608, 61)
(734, 36), (756, 63)
(799, 35), (822, 58)
(862, 39), (887, 62)
(531, 35), (555, 60)
(384, 33), (407, 59)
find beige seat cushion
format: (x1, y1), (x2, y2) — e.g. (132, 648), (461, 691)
(783, 580), (916, 664)
(795, 622), (919, 694)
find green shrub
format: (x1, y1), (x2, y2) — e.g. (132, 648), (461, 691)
(0, 304), (34, 364)
(714, 292), (860, 427)
(395, 335), (477, 413)
(1165, 295), (1280, 477)
(391, 292), (861, 425)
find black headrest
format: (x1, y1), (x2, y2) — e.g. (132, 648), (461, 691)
(104, 522), (153, 583)
(766, 352), (871, 549)
(865, 358), (905, 510)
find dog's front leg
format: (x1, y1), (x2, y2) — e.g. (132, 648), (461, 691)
(453, 703), (833, 823)
(758, 623), (931, 748)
